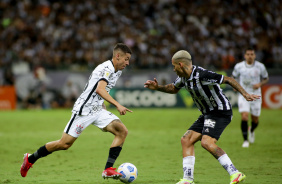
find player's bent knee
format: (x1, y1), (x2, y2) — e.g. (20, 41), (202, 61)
(61, 143), (72, 150)
(201, 136), (216, 150)
(56, 140), (73, 150)
(123, 127), (128, 136)
(181, 136), (192, 146)
(119, 127), (128, 140)
(201, 140), (208, 149)
(200, 138), (211, 150)
(112, 120), (128, 137)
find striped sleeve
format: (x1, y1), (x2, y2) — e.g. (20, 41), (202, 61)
(173, 77), (184, 89)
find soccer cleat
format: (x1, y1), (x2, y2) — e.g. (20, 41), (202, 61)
(102, 167), (122, 179)
(242, 140), (249, 148)
(230, 172), (246, 184)
(20, 153), (33, 177)
(176, 178), (195, 184)
(248, 127), (255, 144)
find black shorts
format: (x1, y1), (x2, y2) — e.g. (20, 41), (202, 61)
(188, 110), (232, 140)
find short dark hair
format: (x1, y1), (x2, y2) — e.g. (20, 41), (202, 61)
(245, 47), (255, 53)
(114, 43), (132, 55)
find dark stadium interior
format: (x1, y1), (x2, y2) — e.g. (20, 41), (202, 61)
(0, 0), (281, 109)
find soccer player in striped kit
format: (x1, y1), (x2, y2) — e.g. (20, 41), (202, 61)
(232, 48), (269, 148)
(144, 50), (260, 184)
(20, 43), (133, 180)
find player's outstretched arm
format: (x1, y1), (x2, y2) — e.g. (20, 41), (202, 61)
(96, 80), (132, 115)
(144, 78), (180, 94)
(222, 76), (260, 101)
(253, 77), (269, 89)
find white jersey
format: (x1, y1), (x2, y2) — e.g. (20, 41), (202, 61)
(72, 60), (122, 115)
(232, 60), (268, 96)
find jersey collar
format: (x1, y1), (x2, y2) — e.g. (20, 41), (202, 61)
(187, 65), (196, 80)
(244, 60), (256, 68)
(110, 60), (118, 73)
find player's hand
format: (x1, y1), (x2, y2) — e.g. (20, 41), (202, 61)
(244, 93), (261, 101)
(144, 78), (159, 90)
(253, 83), (260, 90)
(116, 104), (133, 115)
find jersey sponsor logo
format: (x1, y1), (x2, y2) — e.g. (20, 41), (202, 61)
(204, 119), (216, 128)
(203, 78), (218, 83)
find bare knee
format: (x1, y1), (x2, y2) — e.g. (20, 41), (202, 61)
(181, 130), (201, 147)
(241, 112), (249, 121)
(201, 138), (209, 150)
(56, 140), (73, 150)
(61, 143), (72, 150)
(119, 126), (128, 139)
(109, 119), (128, 139)
(251, 116), (259, 123)
(181, 135), (193, 147)
(201, 136), (217, 151)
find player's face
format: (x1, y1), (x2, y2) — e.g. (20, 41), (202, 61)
(172, 60), (184, 77)
(244, 50), (256, 64)
(116, 52), (131, 70)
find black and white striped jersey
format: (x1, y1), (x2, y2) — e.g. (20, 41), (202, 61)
(174, 66), (232, 114)
(72, 60), (122, 116)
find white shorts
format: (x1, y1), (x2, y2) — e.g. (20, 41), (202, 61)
(238, 95), (262, 116)
(64, 109), (119, 138)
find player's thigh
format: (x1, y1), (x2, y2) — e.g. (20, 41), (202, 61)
(94, 109), (125, 133)
(238, 95), (250, 113)
(64, 113), (97, 138)
(250, 99), (262, 116)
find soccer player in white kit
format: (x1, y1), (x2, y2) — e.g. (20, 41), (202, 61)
(20, 43), (133, 180)
(232, 48), (269, 148)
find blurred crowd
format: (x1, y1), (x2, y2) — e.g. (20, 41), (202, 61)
(1, 0), (282, 109)
(1, 0), (282, 72)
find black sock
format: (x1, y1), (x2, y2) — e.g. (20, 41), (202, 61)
(28, 145), (52, 164)
(241, 120), (248, 141)
(105, 146), (122, 169)
(251, 121), (258, 132)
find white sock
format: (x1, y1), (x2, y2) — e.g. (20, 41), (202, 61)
(218, 154), (238, 175)
(183, 156), (195, 180)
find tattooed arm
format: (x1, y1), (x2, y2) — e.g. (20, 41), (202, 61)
(144, 78), (180, 94)
(222, 76), (260, 101)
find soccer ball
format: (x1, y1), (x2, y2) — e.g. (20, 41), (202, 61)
(117, 163), (138, 183)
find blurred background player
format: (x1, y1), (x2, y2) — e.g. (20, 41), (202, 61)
(144, 50), (260, 184)
(232, 48), (269, 148)
(20, 43), (133, 180)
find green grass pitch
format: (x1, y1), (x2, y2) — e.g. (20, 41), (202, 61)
(0, 108), (281, 184)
